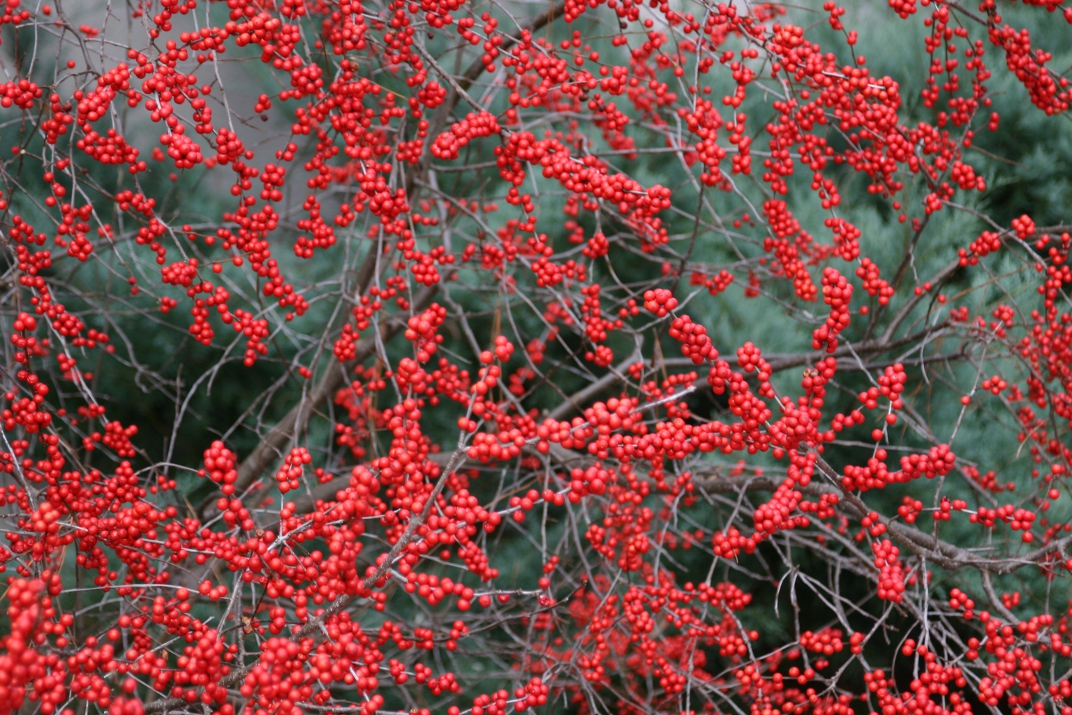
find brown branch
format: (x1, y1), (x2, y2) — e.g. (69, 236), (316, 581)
(880, 257), (962, 344)
(808, 453), (1072, 577)
(547, 323), (953, 421)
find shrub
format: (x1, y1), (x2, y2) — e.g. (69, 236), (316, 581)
(1, 1), (1072, 715)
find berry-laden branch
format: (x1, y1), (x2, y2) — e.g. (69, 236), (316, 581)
(3, 1), (1072, 715)
(216, 282), (439, 519)
(144, 411), (475, 714)
(223, 2), (569, 509)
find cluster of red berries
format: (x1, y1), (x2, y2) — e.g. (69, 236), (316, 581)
(668, 314), (719, 364)
(642, 288), (678, 316)
(275, 447), (312, 493)
(871, 539), (907, 602)
(813, 268), (853, 352)
(855, 257), (894, 307)
(432, 111), (501, 160)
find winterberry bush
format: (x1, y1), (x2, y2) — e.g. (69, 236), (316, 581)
(3, 0), (1072, 714)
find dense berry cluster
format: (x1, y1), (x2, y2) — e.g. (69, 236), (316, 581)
(1, 1), (1072, 715)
